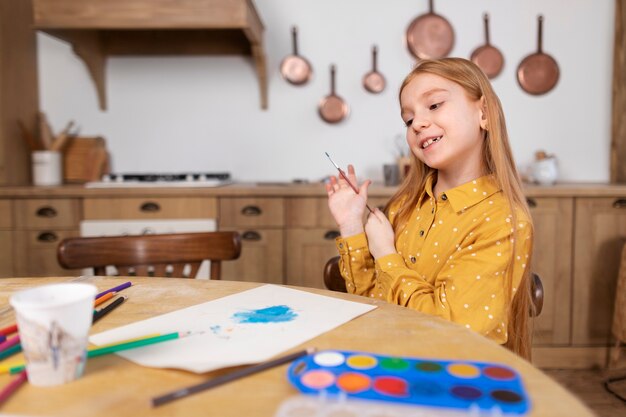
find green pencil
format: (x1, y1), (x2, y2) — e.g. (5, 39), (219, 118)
(5, 332), (182, 375)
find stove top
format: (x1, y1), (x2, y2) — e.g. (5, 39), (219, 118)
(85, 172), (231, 188)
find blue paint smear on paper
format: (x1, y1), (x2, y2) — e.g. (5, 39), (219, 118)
(231, 305), (298, 324)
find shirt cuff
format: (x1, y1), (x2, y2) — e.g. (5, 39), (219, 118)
(375, 253), (406, 272)
(335, 233), (368, 254)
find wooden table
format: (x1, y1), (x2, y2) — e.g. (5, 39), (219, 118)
(0, 277), (594, 416)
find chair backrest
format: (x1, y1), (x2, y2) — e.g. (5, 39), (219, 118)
(58, 232), (241, 279)
(323, 256), (544, 317)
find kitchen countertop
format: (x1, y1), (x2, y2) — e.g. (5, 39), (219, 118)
(0, 182), (624, 198)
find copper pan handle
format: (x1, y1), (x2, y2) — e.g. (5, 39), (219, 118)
(330, 65), (336, 95)
(429, 0), (434, 14)
(537, 15), (544, 54)
(483, 13), (491, 45)
(371, 45), (378, 72)
(291, 26), (299, 56)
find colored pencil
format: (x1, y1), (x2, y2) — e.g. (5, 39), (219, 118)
(0, 370), (27, 405)
(0, 344), (21, 361)
(94, 291), (116, 307)
(0, 335), (19, 353)
(0, 335), (5, 343)
(4, 332), (183, 375)
(0, 324), (17, 336)
(93, 296), (127, 324)
(95, 281), (132, 299)
(151, 347), (317, 407)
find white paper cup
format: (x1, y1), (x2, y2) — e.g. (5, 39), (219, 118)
(10, 283), (97, 386)
(31, 150), (62, 186)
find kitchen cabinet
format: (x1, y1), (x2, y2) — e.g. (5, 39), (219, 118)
(0, 201), (14, 277)
(527, 197), (574, 346)
(285, 197), (389, 289)
(573, 197), (626, 346)
(13, 198), (81, 276)
(32, 0), (267, 110)
(0, 0), (39, 185)
(83, 197), (217, 219)
(219, 197), (284, 284)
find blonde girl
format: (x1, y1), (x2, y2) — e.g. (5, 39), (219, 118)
(326, 58), (534, 359)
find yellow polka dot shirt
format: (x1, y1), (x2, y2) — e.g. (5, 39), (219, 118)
(335, 174), (532, 344)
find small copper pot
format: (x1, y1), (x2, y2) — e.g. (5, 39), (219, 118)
(319, 65), (349, 124)
(280, 26), (313, 86)
(363, 45), (386, 94)
(406, 0), (455, 59)
(470, 13), (504, 79)
(517, 15), (560, 95)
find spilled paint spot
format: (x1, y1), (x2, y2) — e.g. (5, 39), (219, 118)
(231, 305), (298, 324)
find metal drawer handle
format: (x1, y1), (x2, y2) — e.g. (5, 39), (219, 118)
(324, 230), (341, 240)
(140, 202), (161, 212)
(37, 232), (58, 243)
(526, 198), (537, 208)
(613, 198), (626, 209)
(241, 205), (262, 216)
(36, 206), (57, 218)
(242, 231), (262, 241)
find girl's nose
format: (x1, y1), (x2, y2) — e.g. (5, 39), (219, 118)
(411, 118), (430, 132)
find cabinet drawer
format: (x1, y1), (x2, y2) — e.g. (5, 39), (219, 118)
(287, 197), (389, 227)
(219, 198), (284, 227)
(14, 229), (80, 276)
(0, 200), (13, 229)
(15, 199), (80, 229)
(84, 197), (217, 219)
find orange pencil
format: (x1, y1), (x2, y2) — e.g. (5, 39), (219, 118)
(94, 291), (116, 307)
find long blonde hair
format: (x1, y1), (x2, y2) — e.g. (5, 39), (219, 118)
(388, 58), (534, 359)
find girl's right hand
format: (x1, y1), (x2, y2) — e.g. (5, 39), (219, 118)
(325, 164), (371, 237)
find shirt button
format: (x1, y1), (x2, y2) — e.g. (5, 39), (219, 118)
(441, 193), (448, 201)
(419, 230), (424, 236)
(339, 243), (343, 248)
(410, 256), (416, 263)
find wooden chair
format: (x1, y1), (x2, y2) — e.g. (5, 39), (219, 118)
(57, 232), (241, 280)
(323, 256), (544, 317)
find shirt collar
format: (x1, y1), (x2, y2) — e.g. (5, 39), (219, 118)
(443, 175), (501, 213)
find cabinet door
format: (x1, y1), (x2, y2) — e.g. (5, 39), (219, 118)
(14, 230), (81, 276)
(573, 197), (626, 345)
(527, 197), (573, 345)
(286, 228), (342, 289)
(0, 231), (14, 277)
(220, 228), (283, 284)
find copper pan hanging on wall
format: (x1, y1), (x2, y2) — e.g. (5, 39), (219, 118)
(470, 13), (504, 79)
(406, 0), (455, 59)
(517, 15), (560, 95)
(362, 45), (386, 94)
(319, 65), (349, 124)
(280, 26), (313, 85)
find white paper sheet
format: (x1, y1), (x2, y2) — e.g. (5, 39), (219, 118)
(89, 285), (376, 373)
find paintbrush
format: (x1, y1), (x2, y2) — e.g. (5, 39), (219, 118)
(325, 152), (373, 213)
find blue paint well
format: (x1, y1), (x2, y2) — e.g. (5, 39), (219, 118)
(231, 305), (298, 324)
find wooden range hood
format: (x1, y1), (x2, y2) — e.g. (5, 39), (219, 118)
(32, 0), (267, 110)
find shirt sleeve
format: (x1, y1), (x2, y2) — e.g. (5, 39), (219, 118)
(335, 233), (377, 295)
(375, 219), (533, 343)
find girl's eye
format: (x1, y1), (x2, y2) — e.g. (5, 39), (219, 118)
(403, 118), (413, 127)
(429, 102), (442, 111)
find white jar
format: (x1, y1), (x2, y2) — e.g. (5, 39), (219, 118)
(32, 150), (62, 186)
(531, 157), (558, 186)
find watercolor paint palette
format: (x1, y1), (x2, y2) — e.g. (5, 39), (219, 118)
(286, 350), (530, 416)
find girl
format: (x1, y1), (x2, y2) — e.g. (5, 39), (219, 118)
(326, 58), (534, 359)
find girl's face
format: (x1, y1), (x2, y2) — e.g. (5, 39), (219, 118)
(400, 73), (487, 178)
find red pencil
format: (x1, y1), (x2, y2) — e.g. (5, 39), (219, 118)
(0, 370), (27, 405)
(0, 324), (17, 336)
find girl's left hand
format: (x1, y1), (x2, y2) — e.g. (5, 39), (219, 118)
(365, 208), (396, 259)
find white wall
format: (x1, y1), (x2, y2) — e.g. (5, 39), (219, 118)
(38, 0), (615, 183)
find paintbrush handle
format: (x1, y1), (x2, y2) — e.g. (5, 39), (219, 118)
(337, 169), (374, 213)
